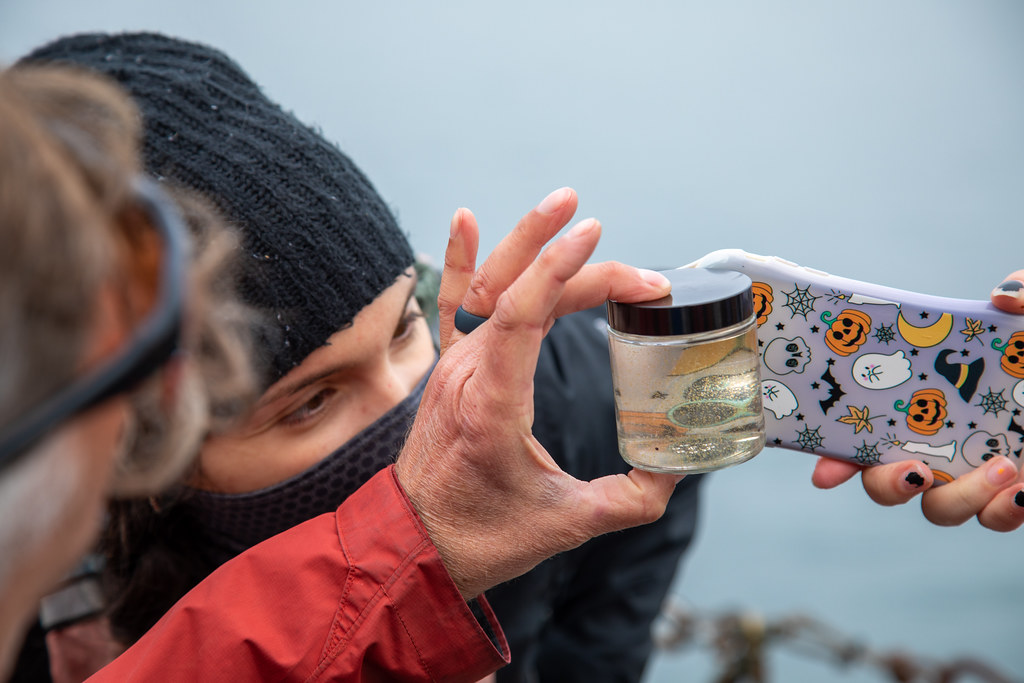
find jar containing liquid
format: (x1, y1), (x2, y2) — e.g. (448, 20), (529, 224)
(606, 267), (765, 473)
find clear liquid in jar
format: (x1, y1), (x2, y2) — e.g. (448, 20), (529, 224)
(611, 327), (765, 473)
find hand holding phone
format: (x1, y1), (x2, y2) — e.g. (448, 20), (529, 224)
(683, 250), (1024, 483)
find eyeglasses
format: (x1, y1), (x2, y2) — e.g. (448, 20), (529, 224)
(0, 178), (187, 470)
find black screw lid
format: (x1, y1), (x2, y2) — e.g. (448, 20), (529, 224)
(606, 268), (753, 336)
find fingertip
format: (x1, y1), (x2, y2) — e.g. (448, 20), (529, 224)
(450, 206), (479, 235)
(984, 455), (1018, 487)
(627, 467), (684, 492)
(862, 460), (930, 506)
(449, 211), (463, 240)
(990, 273), (1024, 314)
(900, 461), (933, 493)
(566, 217), (600, 239)
(638, 268), (672, 291)
(978, 484), (1024, 532)
(810, 456), (860, 489)
(536, 187), (575, 216)
(810, 459), (832, 489)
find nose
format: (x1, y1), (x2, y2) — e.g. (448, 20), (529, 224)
(361, 367), (415, 421)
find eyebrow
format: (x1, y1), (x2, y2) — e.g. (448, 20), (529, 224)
(255, 271), (419, 410)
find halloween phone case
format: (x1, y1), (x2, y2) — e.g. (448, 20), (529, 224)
(682, 249), (1024, 483)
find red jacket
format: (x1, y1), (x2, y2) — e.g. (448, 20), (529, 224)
(89, 466), (509, 682)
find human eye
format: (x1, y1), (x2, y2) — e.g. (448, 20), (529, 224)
(279, 387), (336, 427)
(393, 305), (425, 343)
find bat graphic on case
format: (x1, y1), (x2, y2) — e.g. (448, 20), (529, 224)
(682, 249), (1024, 483)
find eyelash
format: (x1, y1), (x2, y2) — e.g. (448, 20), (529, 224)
(279, 388), (335, 427)
(277, 308), (424, 428)
(395, 309), (425, 342)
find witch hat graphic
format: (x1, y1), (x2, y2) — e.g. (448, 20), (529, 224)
(933, 349), (985, 402)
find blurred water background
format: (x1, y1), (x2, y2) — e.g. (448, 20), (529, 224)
(3, 2), (1022, 680)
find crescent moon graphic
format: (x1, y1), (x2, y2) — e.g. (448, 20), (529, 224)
(896, 312), (953, 348)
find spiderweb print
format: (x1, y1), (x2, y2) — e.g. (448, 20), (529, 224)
(782, 284), (820, 320)
(853, 441), (882, 465)
(794, 425), (824, 452)
(976, 388), (1008, 416)
(873, 324), (896, 345)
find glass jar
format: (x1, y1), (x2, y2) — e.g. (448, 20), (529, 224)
(606, 267), (765, 473)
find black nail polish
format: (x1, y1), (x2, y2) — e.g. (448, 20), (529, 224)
(905, 471), (925, 488)
(996, 280), (1024, 294)
(1014, 490), (1024, 508)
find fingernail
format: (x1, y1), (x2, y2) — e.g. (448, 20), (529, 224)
(450, 210), (463, 239)
(1014, 488), (1024, 508)
(537, 187), (572, 215)
(639, 268), (671, 288)
(985, 456), (1017, 486)
(904, 466), (927, 489)
(992, 280), (1024, 298)
(566, 218), (598, 239)
(991, 280), (1024, 312)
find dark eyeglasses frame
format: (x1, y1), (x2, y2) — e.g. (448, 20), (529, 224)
(0, 178), (187, 470)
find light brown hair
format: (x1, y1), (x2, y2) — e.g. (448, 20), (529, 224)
(0, 65), (133, 427)
(0, 64), (256, 494)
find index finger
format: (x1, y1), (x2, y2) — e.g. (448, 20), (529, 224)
(810, 456), (863, 489)
(920, 456), (1020, 526)
(976, 483), (1024, 532)
(473, 219), (602, 401)
(460, 187), (579, 319)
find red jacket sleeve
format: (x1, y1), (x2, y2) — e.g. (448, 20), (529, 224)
(88, 466), (509, 682)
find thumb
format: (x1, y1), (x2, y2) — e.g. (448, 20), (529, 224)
(578, 470), (683, 536)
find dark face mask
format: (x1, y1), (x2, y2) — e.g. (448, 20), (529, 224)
(180, 368), (431, 566)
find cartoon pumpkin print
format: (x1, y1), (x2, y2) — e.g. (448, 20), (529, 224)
(894, 388), (948, 436)
(992, 331), (1024, 379)
(821, 309), (872, 356)
(751, 281), (773, 327)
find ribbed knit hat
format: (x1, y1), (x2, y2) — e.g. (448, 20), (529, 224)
(22, 32), (415, 384)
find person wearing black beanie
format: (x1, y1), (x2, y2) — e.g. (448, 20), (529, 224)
(25, 31), (415, 386)
(21, 32), (703, 683)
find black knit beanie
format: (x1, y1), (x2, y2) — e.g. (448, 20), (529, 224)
(22, 32), (415, 384)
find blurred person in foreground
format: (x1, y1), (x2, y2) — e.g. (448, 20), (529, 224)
(0, 63), (253, 680)
(23, 32), (701, 683)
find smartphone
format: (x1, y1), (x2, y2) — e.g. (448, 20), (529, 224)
(682, 249), (1024, 483)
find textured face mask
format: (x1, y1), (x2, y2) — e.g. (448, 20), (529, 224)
(180, 368), (431, 566)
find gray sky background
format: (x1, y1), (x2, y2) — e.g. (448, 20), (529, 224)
(3, 3), (1023, 681)
(3, 1), (1022, 295)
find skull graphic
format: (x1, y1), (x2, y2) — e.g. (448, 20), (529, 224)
(763, 336), (812, 375)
